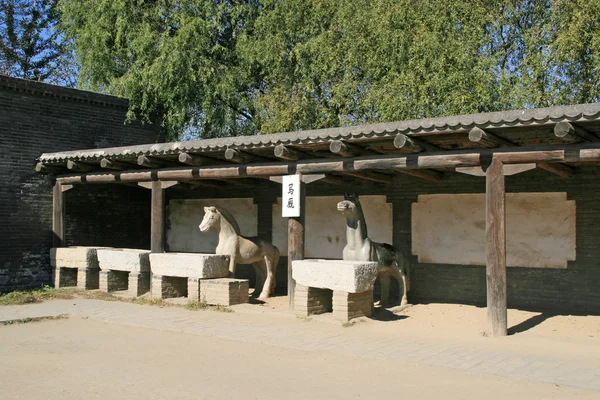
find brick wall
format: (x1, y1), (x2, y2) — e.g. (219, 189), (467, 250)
(166, 168), (600, 313)
(0, 76), (161, 292)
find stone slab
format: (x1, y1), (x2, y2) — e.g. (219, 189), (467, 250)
(97, 248), (151, 273)
(149, 253), (230, 279)
(50, 246), (110, 270)
(292, 259), (379, 293)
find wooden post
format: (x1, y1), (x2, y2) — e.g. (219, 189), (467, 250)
(150, 181), (165, 253)
(52, 182), (65, 247)
(486, 158), (507, 336)
(288, 182), (305, 310)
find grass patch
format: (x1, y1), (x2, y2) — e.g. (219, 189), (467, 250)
(2, 314), (69, 326)
(1, 287), (233, 313)
(0, 287), (76, 305)
(342, 318), (366, 328)
(186, 300), (234, 313)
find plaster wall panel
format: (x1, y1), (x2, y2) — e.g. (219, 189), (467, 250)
(272, 195), (392, 258)
(411, 193), (576, 268)
(167, 198), (257, 253)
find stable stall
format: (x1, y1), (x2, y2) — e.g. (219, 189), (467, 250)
(36, 104), (600, 335)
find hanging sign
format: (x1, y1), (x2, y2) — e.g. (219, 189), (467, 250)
(282, 174), (301, 217)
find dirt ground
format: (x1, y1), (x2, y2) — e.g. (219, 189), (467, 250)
(258, 294), (600, 344)
(0, 317), (597, 400)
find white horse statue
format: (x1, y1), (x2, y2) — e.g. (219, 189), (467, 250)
(199, 206), (280, 299)
(337, 193), (410, 306)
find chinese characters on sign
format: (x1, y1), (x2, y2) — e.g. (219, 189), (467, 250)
(282, 175), (301, 217)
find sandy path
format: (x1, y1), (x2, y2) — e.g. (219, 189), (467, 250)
(1, 318), (597, 400)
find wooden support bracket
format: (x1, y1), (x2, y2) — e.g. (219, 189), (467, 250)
(138, 180), (179, 190)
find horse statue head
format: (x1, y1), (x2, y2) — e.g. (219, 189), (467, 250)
(199, 206), (241, 234)
(336, 192), (362, 216)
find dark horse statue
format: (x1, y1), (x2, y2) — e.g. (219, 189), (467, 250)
(337, 193), (410, 306)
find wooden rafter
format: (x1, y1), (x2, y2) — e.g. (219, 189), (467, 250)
(393, 133), (441, 152)
(554, 122), (599, 142)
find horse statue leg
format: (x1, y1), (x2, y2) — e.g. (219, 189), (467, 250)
(252, 261), (265, 297)
(391, 265), (409, 306)
(259, 252), (277, 300)
(379, 273), (391, 306)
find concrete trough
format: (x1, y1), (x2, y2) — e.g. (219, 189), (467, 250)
(51, 246), (111, 290)
(292, 259), (379, 293)
(97, 249), (151, 296)
(292, 259), (379, 322)
(149, 253), (246, 305)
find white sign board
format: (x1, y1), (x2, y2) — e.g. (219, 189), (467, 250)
(281, 175), (301, 217)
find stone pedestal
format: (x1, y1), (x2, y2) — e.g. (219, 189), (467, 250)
(51, 246), (108, 289)
(97, 249), (151, 297)
(292, 259), (379, 322)
(200, 278), (249, 306)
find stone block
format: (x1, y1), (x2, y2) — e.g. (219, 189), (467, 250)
(97, 249), (151, 273)
(127, 272), (150, 297)
(292, 259), (379, 293)
(151, 275), (188, 299)
(333, 290), (374, 322)
(295, 285), (333, 317)
(149, 253), (230, 279)
(77, 268), (99, 290)
(99, 270), (128, 293)
(200, 278), (249, 306)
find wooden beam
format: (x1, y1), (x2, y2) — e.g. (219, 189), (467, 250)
(394, 169), (443, 182)
(151, 181), (165, 253)
(288, 182), (305, 310)
(52, 182), (65, 247)
(329, 140), (374, 157)
(486, 158), (507, 337)
(138, 155), (164, 168)
(100, 158), (130, 170)
(67, 160), (94, 172)
(393, 134), (441, 152)
(178, 152), (211, 166)
(456, 163), (536, 176)
(469, 127), (516, 147)
(536, 162), (574, 179)
(342, 171), (394, 184)
(53, 144), (600, 185)
(274, 144), (304, 161)
(321, 174), (345, 185)
(554, 121), (598, 142)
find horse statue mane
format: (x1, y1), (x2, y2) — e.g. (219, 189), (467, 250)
(215, 207), (241, 235)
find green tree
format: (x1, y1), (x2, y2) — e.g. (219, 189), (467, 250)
(60, 0), (600, 139)
(0, 0), (76, 86)
(60, 0), (261, 139)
